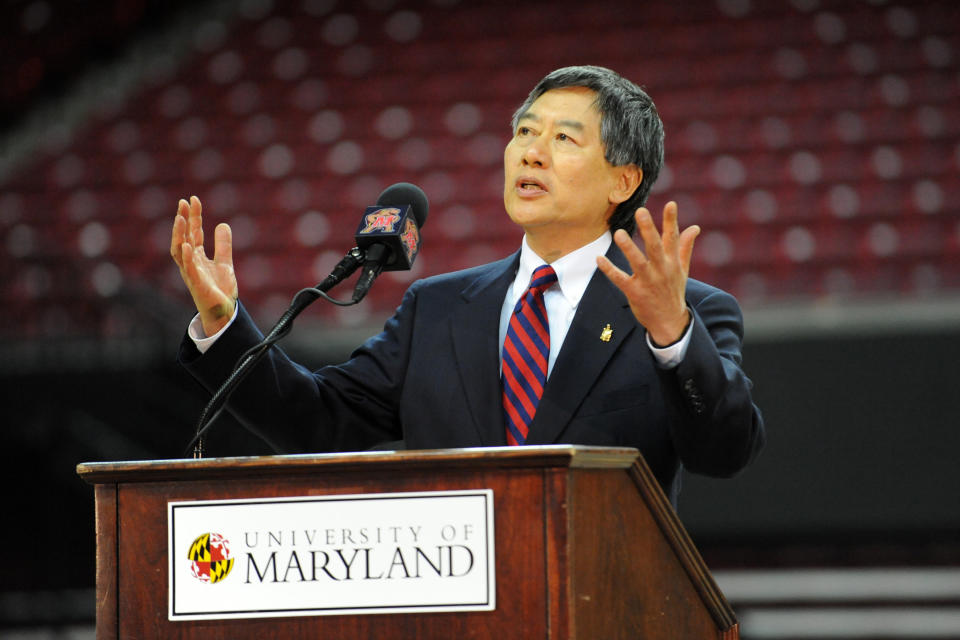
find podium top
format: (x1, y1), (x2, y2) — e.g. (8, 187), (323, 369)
(77, 445), (640, 485)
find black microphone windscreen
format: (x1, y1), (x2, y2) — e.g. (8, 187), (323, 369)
(376, 182), (429, 228)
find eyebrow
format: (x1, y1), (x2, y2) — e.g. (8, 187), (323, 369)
(517, 112), (585, 131)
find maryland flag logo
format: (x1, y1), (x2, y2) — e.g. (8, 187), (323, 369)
(188, 532), (234, 584)
(400, 218), (419, 261)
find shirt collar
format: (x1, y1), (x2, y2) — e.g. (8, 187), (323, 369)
(514, 231), (612, 307)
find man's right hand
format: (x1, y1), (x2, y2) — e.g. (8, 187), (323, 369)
(171, 196), (238, 337)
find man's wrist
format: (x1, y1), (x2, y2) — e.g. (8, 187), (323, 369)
(199, 300), (237, 338)
(190, 302), (239, 354)
(647, 308), (694, 369)
(648, 308), (691, 348)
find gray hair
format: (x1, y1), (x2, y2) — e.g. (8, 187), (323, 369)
(510, 65), (664, 235)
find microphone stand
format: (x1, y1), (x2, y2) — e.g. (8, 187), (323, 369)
(185, 247), (365, 458)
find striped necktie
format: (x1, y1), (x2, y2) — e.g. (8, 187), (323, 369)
(502, 264), (557, 446)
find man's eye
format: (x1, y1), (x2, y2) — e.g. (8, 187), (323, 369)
(557, 133), (569, 141)
(517, 126), (532, 136)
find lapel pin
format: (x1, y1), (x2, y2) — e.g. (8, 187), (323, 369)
(600, 324), (613, 342)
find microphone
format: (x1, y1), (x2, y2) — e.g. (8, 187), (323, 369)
(352, 182), (429, 303)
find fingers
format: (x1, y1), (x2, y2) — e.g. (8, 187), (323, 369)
(171, 201), (188, 268)
(184, 240), (220, 299)
(187, 195), (204, 251)
(183, 242), (218, 309)
(596, 254), (630, 289)
(678, 225), (701, 275)
(213, 222), (233, 268)
(635, 208), (663, 265)
(172, 196), (207, 267)
(660, 201), (680, 255)
(603, 200), (700, 292)
(181, 239), (194, 271)
(178, 240), (203, 299)
(634, 201), (692, 267)
(612, 227), (649, 276)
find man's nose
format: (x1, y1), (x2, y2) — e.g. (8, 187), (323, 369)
(521, 136), (549, 167)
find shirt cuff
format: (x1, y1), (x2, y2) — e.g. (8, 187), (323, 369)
(646, 311), (694, 369)
(188, 304), (240, 354)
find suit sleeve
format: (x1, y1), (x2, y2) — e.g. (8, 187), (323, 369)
(656, 289), (765, 477)
(178, 285), (422, 454)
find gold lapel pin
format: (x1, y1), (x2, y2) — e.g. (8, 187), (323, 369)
(600, 324), (613, 342)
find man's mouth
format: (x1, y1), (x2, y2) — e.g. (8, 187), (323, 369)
(516, 178), (547, 193)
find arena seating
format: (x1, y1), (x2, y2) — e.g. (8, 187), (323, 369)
(1, 0), (958, 339)
(0, 0), (195, 130)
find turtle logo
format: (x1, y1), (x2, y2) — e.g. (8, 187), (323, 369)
(188, 532), (234, 584)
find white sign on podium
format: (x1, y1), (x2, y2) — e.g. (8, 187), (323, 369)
(168, 490), (495, 621)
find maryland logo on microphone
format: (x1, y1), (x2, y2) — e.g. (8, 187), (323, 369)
(359, 207), (402, 234)
(188, 532), (234, 584)
(354, 203), (421, 271)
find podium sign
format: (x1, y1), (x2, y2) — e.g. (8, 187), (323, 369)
(168, 490), (495, 620)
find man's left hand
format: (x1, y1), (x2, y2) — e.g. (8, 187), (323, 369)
(597, 201), (700, 346)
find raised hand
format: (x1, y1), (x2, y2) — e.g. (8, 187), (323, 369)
(597, 201), (700, 346)
(170, 196), (238, 337)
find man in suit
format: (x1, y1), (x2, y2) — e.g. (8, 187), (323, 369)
(172, 66), (764, 505)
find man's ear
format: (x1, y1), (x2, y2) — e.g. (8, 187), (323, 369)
(610, 164), (642, 205)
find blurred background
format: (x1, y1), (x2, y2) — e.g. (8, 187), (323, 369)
(2, 0), (959, 637)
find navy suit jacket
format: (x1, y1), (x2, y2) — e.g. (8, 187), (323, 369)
(181, 245), (764, 505)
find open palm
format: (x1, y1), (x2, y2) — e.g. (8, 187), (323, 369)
(170, 196), (238, 337)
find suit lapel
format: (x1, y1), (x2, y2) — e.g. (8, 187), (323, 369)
(525, 245), (638, 445)
(449, 253), (519, 447)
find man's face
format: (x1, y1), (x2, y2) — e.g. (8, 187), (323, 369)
(503, 87), (626, 248)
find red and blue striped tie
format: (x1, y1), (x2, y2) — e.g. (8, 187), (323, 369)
(502, 264), (557, 446)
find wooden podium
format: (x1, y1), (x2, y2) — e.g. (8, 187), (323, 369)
(78, 446), (738, 639)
